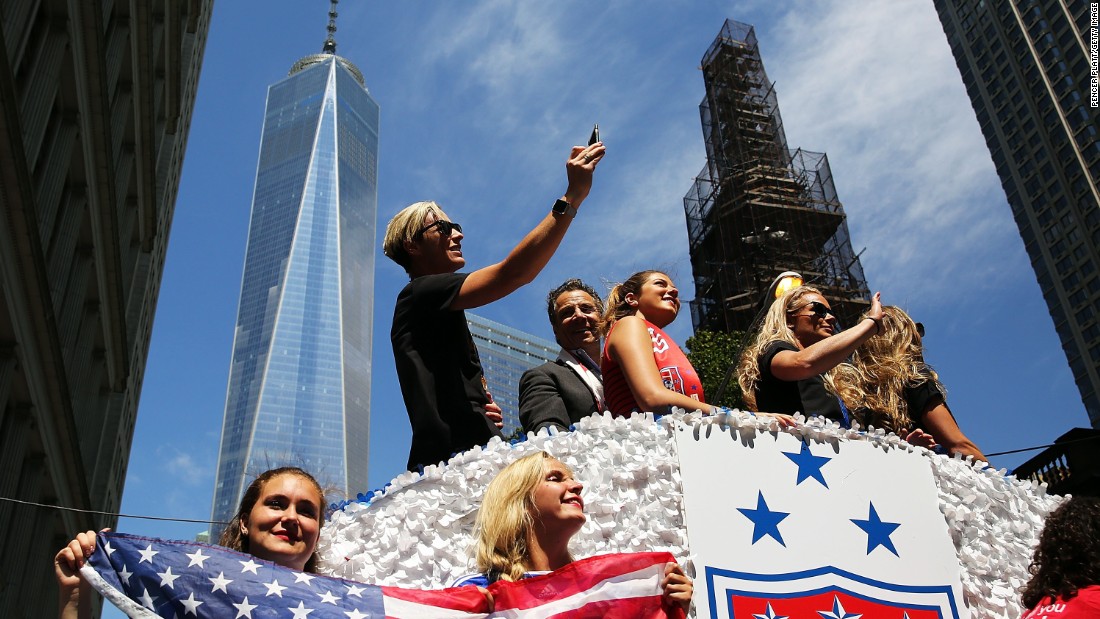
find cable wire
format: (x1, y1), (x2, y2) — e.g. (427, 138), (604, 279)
(0, 495), (229, 526)
(985, 433), (1100, 458)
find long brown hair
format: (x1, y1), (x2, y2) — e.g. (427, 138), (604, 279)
(217, 467), (325, 573)
(599, 270), (662, 336)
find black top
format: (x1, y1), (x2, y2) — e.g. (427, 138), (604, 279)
(755, 340), (844, 422)
(391, 273), (501, 471)
(860, 374), (947, 432)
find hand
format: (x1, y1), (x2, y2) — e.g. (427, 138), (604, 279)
(55, 531), (97, 589)
(563, 143), (605, 204)
(661, 562), (693, 612)
(476, 586), (495, 613)
(56, 529), (106, 619)
(867, 291), (883, 323)
(758, 412), (798, 428)
(485, 400), (504, 429)
(904, 428), (939, 450)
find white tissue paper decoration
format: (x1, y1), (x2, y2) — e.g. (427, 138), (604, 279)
(316, 411), (1061, 619)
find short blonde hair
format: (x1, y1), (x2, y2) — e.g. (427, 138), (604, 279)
(474, 451), (575, 582)
(737, 286), (824, 410)
(382, 201), (446, 272)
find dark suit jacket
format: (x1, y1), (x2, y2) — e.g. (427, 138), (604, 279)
(519, 359), (600, 433)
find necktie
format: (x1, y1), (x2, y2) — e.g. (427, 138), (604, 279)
(572, 349), (603, 380)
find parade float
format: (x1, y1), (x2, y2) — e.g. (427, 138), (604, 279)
(318, 410), (1061, 619)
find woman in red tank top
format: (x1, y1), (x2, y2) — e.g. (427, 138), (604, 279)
(598, 270), (708, 416)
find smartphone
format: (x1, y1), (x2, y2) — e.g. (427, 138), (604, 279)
(588, 124), (600, 146)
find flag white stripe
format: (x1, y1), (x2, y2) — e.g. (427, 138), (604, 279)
(80, 564), (161, 619)
(491, 563), (664, 619)
(384, 594), (490, 619)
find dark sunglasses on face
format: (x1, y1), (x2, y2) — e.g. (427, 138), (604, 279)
(417, 219), (462, 238)
(800, 301), (835, 319)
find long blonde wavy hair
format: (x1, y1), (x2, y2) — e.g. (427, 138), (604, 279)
(737, 286), (824, 410)
(474, 451), (575, 582)
(830, 306), (942, 433)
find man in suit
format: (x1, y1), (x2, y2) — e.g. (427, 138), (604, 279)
(520, 279), (607, 432)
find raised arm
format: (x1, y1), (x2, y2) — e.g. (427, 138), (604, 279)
(770, 292), (883, 381)
(450, 143), (605, 310)
(606, 316), (709, 413)
(55, 530), (98, 619)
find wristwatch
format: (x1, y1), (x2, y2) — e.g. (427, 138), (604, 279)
(552, 198), (577, 218)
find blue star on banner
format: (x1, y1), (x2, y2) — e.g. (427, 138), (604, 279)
(781, 442), (832, 487)
(737, 491), (790, 546)
(851, 502), (901, 556)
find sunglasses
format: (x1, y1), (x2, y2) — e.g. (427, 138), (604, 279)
(798, 301), (835, 319)
(417, 219), (462, 238)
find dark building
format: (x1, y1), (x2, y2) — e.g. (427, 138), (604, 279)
(683, 19), (870, 334)
(932, 0), (1100, 425)
(0, 1), (212, 616)
(1014, 427), (1100, 496)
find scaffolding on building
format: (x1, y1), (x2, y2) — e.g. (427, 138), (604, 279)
(684, 20), (870, 333)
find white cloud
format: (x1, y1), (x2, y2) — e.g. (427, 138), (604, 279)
(760, 0), (1024, 301)
(161, 448), (208, 487)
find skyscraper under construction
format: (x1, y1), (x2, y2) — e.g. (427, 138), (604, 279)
(684, 20), (870, 333)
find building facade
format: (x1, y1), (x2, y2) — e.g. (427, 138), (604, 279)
(932, 0), (1100, 425)
(467, 313), (558, 436)
(0, 1), (212, 616)
(683, 19), (870, 333)
(210, 49), (379, 526)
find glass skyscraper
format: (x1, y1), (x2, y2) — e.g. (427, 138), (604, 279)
(932, 0), (1100, 425)
(467, 313), (558, 436)
(211, 46), (379, 525)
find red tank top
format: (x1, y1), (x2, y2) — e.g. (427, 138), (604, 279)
(601, 319), (704, 415)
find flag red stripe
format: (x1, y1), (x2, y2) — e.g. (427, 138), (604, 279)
(381, 584), (489, 612)
(489, 552), (674, 610)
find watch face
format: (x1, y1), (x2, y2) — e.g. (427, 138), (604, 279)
(554, 199), (574, 217)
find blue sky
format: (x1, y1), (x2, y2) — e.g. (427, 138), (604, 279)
(109, 0), (1086, 574)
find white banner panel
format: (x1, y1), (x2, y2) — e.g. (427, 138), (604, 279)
(675, 420), (970, 619)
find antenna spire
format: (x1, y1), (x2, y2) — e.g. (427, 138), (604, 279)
(322, 0), (338, 54)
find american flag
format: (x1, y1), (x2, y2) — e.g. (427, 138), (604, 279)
(82, 532), (489, 618)
(83, 533), (682, 618)
(489, 552), (685, 619)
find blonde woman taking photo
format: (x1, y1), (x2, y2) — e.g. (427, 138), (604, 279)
(738, 286), (883, 425)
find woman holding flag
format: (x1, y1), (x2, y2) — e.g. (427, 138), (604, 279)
(54, 466), (326, 618)
(452, 450), (694, 614)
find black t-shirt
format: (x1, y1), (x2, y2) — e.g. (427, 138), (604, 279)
(391, 272), (501, 471)
(854, 372), (947, 432)
(755, 340), (844, 422)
